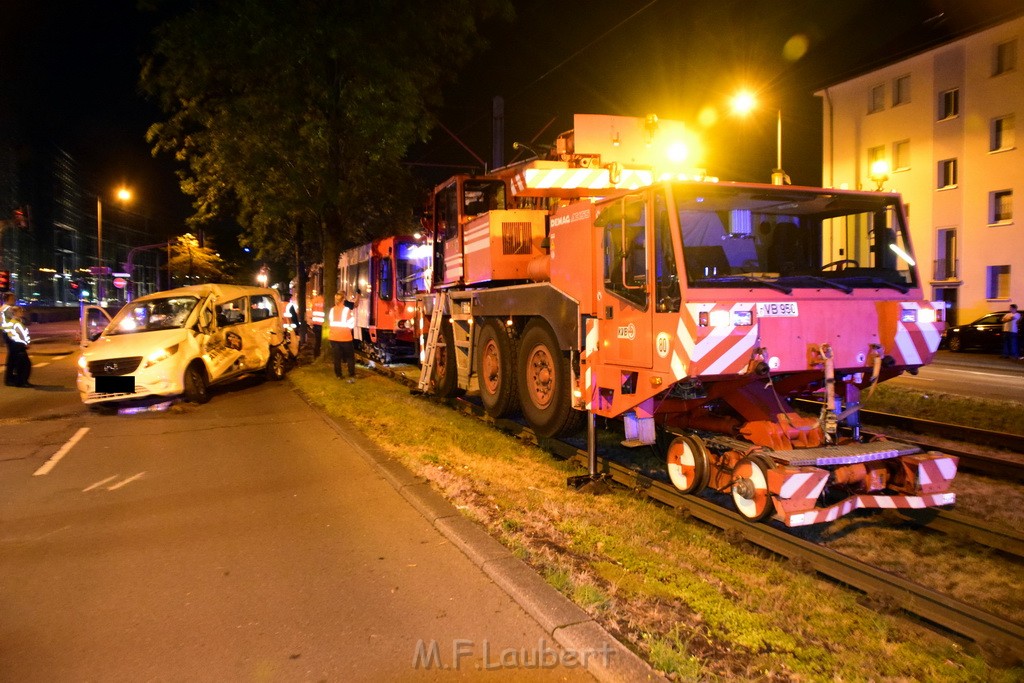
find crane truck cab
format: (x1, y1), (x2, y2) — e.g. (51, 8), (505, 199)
(77, 284), (291, 405)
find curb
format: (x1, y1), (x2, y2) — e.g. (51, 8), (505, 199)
(296, 387), (667, 683)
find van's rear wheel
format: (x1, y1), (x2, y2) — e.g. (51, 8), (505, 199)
(183, 364), (209, 404)
(517, 320), (581, 438)
(477, 319), (518, 418)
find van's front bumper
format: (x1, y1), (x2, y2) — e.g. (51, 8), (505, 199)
(77, 371), (185, 404)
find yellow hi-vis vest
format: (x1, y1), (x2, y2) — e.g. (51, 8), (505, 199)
(328, 304), (354, 342)
(307, 296), (325, 326)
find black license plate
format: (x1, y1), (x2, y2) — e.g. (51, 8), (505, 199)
(96, 375), (136, 394)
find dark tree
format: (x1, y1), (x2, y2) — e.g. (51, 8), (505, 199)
(142, 0), (511, 310)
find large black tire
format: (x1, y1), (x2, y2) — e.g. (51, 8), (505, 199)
(266, 347), (286, 381)
(183, 363), (209, 404)
(516, 319), (582, 438)
(432, 321), (463, 398)
(946, 334), (963, 352)
(476, 319), (519, 418)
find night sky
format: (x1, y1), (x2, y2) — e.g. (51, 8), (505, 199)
(2, 0), (1021, 242)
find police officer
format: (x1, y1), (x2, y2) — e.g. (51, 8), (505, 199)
(1, 291), (16, 386)
(5, 305), (31, 387)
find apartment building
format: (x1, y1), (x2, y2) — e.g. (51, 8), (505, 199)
(817, 14), (1023, 325)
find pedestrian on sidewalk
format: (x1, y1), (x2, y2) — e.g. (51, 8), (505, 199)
(1, 291), (16, 386)
(1002, 303), (1020, 359)
(6, 305), (32, 387)
(328, 292), (357, 382)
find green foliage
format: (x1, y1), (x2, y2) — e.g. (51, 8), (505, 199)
(142, 0), (512, 301)
(166, 233), (228, 284)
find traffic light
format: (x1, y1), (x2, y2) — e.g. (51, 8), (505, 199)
(12, 206), (28, 229)
(0, 270), (10, 292)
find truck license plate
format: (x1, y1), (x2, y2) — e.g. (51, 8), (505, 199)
(756, 302), (799, 317)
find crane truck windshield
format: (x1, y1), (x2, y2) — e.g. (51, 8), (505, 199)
(673, 185), (916, 292)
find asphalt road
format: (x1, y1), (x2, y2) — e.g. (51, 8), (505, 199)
(0, 352), (595, 681)
(887, 350), (1024, 401)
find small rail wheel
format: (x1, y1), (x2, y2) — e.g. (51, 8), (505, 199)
(666, 435), (710, 494)
(476, 320), (518, 418)
(731, 454), (775, 522)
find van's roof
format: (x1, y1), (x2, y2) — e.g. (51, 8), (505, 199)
(133, 284), (282, 303)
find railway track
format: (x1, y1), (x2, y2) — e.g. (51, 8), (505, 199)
(369, 358), (1024, 656)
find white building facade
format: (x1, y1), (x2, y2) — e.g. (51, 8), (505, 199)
(817, 15), (1023, 325)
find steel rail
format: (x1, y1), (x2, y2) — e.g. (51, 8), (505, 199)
(896, 508), (1024, 559)
(792, 398), (1024, 454)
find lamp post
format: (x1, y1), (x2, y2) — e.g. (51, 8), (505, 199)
(96, 186), (132, 303)
(730, 90), (788, 185)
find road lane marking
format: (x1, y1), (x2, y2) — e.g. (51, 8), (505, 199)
(108, 472), (146, 490)
(84, 475), (120, 491)
(33, 427), (90, 476)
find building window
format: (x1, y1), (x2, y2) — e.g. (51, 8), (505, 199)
(892, 75), (911, 106)
(868, 145), (885, 167)
(990, 190), (1013, 223)
(994, 39), (1017, 76)
(938, 88), (959, 120)
(868, 84), (885, 113)
(937, 159), (957, 189)
(935, 228), (957, 280)
(991, 114), (1015, 151)
(893, 140), (910, 171)
(987, 265), (1011, 299)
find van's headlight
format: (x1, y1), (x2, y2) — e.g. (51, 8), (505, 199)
(142, 344), (179, 369)
(77, 355), (88, 373)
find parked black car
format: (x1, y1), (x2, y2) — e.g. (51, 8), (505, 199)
(943, 311), (1009, 353)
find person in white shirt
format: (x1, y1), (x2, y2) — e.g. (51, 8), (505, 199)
(1001, 303), (1020, 359)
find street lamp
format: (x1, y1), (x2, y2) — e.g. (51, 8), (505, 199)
(96, 186), (132, 303)
(730, 90), (788, 185)
(870, 159), (890, 191)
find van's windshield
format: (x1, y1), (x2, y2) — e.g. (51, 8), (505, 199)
(107, 296), (200, 335)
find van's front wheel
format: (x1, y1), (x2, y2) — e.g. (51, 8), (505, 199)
(183, 364), (209, 404)
(266, 348), (287, 381)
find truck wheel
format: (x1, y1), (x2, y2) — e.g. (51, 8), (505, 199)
(266, 347), (286, 381)
(476, 319), (518, 418)
(432, 321), (463, 398)
(517, 320), (581, 438)
(183, 364), (209, 404)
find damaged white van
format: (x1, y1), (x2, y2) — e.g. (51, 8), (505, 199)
(77, 284), (295, 405)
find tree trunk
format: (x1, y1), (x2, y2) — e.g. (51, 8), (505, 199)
(321, 214), (341, 364)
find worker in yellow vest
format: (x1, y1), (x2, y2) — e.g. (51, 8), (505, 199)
(328, 292), (357, 382)
(306, 292), (325, 358)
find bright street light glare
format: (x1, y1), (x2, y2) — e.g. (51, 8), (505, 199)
(116, 187), (132, 202)
(730, 90), (756, 116)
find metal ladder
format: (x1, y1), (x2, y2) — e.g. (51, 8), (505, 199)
(417, 292), (448, 393)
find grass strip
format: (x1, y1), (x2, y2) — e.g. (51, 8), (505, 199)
(291, 363), (1023, 681)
